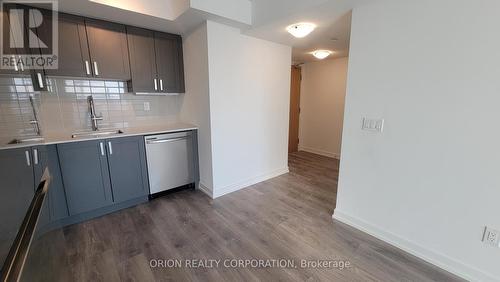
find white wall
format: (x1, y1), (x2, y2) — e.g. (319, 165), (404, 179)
(299, 57), (348, 159)
(334, 0), (500, 281)
(180, 21), (292, 198)
(206, 21), (292, 197)
(179, 23), (214, 191)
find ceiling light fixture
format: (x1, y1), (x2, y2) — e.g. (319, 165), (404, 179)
(312, 50), (333, 59)
(286, 23), (316, 38)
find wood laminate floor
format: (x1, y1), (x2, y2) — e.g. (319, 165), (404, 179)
(28, 152), (463, 282)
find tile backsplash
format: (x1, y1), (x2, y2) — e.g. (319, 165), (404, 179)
(0, 75), (181, 139)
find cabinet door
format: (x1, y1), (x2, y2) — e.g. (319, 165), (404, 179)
(85, 19), (131, 80)
(0, 148), (35, 252)
(127, 27), (157, 93)
(0, 4), (29, 75)
(33, 145), (69, 222)
(32, 146), (47, 189)
(0, 6), (16, 75)
(154, 32), (185, 93)
(35, 12), (91, 77)
(25, 7), (49, 91)
(106, 136), (149, 203)
(57, 140), (113, 215)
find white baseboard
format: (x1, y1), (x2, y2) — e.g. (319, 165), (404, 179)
(197, 182), (213, 198)
(212, 167), (289, 199)
(332, 210), (497, 282)
(298, 146), (340, 159)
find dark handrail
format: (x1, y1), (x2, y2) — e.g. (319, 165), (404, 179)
(0, 169), (51, 282)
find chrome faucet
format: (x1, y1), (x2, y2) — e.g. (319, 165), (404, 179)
(29, 95), (41, 136)
(87, 96), (103, 131)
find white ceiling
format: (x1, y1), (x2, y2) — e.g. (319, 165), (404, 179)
(53, 0), (372, 62)
(244, 0), (371, 62)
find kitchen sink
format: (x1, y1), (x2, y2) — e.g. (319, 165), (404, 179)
(71, 130), (124, 139)
(8, 137), (45, 145)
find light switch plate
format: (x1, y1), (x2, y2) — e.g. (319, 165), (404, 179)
(362, 117), (384, 132)
(143, 102), (151, 111)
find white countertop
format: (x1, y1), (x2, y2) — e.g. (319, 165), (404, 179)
(0, 122), (198, 150)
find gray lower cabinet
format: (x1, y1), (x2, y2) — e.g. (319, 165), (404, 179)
(106, 136), (149, 203)
(0, 146), (69, 227)
(33, 145), (69, 222)
(57, 140), (113, 215)
(0, 148), (35, 241)
(57, 136), (148, 217)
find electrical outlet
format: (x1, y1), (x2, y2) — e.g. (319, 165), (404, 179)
(362, 117), (384, 132)
(143, 102), (151, 111)
(482, 227), (500, 247)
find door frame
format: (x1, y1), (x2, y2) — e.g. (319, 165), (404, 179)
(289, 65), (302, 153)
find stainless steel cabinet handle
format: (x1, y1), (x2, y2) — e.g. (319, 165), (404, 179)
(36, 72), (44, 89)
(146, 137), (188, 144)
(160, 79), (163, 91)
(33, 149), (39, 165)
(85, 61), (91, 75)
(19, 57), (24, 71)
(25, 151), (31, 166)
(154, 78), (158, 91)
(108, 142), (113, 155)
(100, 142), (105, 156)
(13, 56), (18, 72)
(93, 61), (99, 76)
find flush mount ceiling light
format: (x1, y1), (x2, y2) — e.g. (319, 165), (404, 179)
(312, 50), (333, 60)
(286, 23), (316, 38)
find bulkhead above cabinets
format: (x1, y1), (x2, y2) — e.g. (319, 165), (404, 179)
(0, 5), (185, 94)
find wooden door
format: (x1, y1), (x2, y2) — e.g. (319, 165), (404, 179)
(127, 27), (157, 93)
(289, 65), (301, 153)
(154, 32), (184, 93)
(85, 18), (131, 80)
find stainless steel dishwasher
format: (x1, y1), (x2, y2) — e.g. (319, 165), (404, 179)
(144, 131), (195, 195)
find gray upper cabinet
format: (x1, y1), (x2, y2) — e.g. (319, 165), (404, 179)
(127, 27), (157, 93)
(0, 4), (29, 76)
(127, 28), (185, 93)
(37, 12), (91, 78)
(27, 6), (50, 91)
(57, 140), (113, 215)
(3, 5), (184, 93)
(106, 136), (149, 203)
(0, 7), (16, 75)
(155, 32), (185, 93)
(85, 19), (131, 80)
